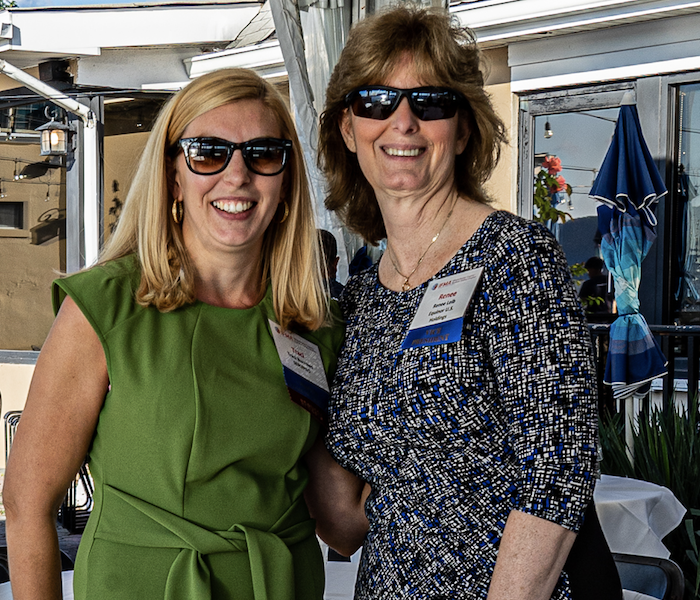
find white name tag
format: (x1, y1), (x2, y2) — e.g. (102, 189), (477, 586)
(401, 268), (483, 349)
(269, 320), (330, 422)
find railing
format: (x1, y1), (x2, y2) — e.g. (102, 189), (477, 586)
(4, 410), (93, 534)
(588, 323), (700, 413)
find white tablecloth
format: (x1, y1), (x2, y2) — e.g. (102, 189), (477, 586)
(594, 474), (687, 558)
(622, 591), (658, 600)
(0, 571), (73, 600)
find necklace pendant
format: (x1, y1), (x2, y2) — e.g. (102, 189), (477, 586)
(401, 279), (411, 292)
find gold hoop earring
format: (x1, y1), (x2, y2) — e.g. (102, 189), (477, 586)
(172, 200), (184, 224)
(277, 201), (289, 224)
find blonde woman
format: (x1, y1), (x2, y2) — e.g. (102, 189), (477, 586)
(4, 68), (343, 600)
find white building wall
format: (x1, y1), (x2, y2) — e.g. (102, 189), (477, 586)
(508, 12), (700, 92)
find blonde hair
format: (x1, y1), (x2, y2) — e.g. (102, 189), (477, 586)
(101, 68), (330, 331)
(318, 5), (507, 244)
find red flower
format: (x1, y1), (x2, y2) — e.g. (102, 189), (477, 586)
(542, 155), (562, 175)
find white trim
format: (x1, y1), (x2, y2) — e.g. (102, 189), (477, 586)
(511, 55), (700, 92)
(184, 41), (285, 79)
(452, 0), (700, 43)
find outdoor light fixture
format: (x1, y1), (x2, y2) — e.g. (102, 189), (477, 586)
(544, 121), (554, 139)
(36, 107), (73, 156)
(36, 117), (71, 156)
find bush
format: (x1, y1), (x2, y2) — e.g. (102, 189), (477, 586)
(599, 397), (700, 598)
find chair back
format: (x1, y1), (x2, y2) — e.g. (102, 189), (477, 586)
(613, 553), (685, 600)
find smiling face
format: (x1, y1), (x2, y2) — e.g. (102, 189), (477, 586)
(339, 55), (470, 206)
(171, 100), (286, 268)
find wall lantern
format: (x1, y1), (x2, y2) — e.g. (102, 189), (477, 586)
(36, 108), (72, 156)
(36, 118), (71, 156)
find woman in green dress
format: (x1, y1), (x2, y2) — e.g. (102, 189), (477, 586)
(3, 68), (344, 600)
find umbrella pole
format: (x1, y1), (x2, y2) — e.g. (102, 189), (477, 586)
(625, 396), (635, 466)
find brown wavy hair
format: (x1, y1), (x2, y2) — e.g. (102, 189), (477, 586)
(318, 5), (507, 244)
(100, 68), (329, 330)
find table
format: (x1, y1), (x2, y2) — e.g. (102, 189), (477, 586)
(623, 592), (658, 600)
(594, 474), (687, 559)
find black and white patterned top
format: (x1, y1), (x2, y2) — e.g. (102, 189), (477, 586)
(326, 211), (598, 599)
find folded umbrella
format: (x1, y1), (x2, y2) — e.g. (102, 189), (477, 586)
(590, 103), (668, 400)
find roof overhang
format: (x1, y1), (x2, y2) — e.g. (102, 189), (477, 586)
(0, 1), (261, 70)
(185, 40), (285, 80)
(451, 0), (700, 47)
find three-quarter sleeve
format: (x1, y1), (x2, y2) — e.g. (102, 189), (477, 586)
(484, 222), (598, 532)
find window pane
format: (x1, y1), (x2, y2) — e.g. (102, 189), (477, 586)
(532, 109), (619, 320)
(533, 109), (618, 265)
(0, 202), (22, 229)
(676, 82), (700, 319)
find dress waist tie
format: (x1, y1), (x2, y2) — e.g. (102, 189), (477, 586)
(94, 484), (316, 600)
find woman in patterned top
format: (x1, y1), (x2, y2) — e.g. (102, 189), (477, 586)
(305, 6), (621, 600)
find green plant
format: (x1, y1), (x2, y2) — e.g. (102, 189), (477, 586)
(533, 155), (573, 226)
(687, 508), (700, 599)
(599, 397), (700, 598)
(570, 262), (588, 279)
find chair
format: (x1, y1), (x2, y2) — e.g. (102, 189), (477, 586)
(0, 546), (74, 584)
(613, 553), (685, 600)
(3, 410), (94, 534)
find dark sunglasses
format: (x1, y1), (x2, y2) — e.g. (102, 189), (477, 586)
(345, 86), (466, 121)
(176, 137), (293, 176)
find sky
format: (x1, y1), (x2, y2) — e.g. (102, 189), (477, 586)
(16, 0), (176, 6)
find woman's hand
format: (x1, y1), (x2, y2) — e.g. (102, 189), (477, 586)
(487, 510), (576, 600)
(3, 297), (108, 600)
(303, 436), (370, 557)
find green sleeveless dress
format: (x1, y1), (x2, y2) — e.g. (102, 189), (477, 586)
(52, 255), (344, 600)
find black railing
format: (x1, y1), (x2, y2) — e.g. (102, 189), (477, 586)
(3, 410), (93, 534)
(589, 323), (700, 412)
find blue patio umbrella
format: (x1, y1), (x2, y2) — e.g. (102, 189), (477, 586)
(589, 102), (668, 400)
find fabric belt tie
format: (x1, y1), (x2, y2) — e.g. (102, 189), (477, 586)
(95, 485), (315, 600)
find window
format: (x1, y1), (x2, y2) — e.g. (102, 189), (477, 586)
(0, 201), (23, 229)
(518, 81), (667, 325)
(519, 84), (632, 274)
(673, 82), (700, 321)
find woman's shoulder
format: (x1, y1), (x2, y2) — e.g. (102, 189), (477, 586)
(53, 254), (139, 304)
(479, 210), (554, 246)
(303, 299), (346, 355)
(471, 210), (563, 266)
(52, 255), (143, 335)
(337, 263), (378, 314)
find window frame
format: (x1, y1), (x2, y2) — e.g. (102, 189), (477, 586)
(0, 200), (28, 236)
(516, 78), (675, 324)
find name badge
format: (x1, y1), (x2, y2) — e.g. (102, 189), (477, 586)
(269, 320), (330, 423)
(401, 268), (483, 350)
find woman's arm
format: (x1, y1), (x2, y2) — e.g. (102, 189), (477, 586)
(3, 297), (108, 600)
(485, 222), (597, 598)
(487, 510), (576, 600)
(303, 436), (369, 557)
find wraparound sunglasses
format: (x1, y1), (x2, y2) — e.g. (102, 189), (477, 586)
(176, 137), (293, 176)
(344, 86), (466, 121)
